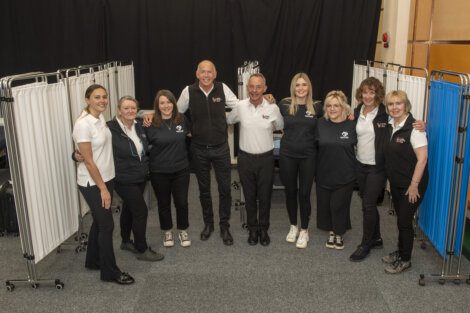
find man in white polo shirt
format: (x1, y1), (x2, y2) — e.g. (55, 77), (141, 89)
(227, 73), (284, 246)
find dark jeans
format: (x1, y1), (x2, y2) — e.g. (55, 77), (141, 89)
(150, 167), (190, 231)
(316, 182), (354, 236)
(114, 181), (148, 253)
(238, 150), (274, 232)
(190, 142), (231, 228)
(390, 185), (425, 261)
(356, 163), (386, 248)
(79, 180), (121, 281)
(279, 154), (315, 229)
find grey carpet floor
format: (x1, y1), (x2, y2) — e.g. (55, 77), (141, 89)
(1, 170), (469, 313)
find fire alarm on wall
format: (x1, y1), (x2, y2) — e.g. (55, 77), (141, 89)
(382, 32), (390, 48)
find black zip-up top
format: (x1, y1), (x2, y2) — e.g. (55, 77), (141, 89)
(107, 118), (149, 184)
(187, 81), (227, 146)
(384, 113), (428, 189)
(354, 103), (389, 169)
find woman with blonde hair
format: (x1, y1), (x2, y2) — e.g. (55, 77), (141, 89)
(381, 90), (428, 274)
(279, 73), (323, 248)
(315, 90), (356, 250)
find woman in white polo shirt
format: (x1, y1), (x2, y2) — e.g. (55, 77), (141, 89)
(72, 84), (134, 285)
(381, 90), (428, 274)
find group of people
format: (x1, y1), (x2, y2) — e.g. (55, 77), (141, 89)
(72, 60), (428, 285)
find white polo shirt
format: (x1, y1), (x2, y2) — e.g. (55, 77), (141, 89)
(389, 114), (428, 149)
(73, 111), (115, 187)
(356, 105), (378, 165)
(227, 98), (284, 154)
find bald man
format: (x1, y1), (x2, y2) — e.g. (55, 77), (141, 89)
(177, 60), (238, 245)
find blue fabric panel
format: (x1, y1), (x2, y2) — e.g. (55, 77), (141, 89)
(419, 80), (466, 257)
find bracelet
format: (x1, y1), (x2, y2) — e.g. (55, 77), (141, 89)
(411, 180), (420, 184)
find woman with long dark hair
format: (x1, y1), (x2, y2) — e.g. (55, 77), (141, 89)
(146, 90), (191, 248)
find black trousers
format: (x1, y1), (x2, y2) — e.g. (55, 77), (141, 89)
(356, 163), (386, 248)
(190, 142), (231, 228)
(79, 180), (121, 281)
(114, 181), (148, 253)
(390, 185), (425, 261)
(150, 167), (190, 231)
(279, 154), (315, 229)
(316, 182), (354, 236)
(238, 150), (274, 232)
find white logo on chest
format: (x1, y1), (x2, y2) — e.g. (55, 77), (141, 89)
(340, 131), (349, 139)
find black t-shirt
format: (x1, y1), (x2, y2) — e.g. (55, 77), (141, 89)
(315, 117), (357, 188)
(278, 99), (323, 158)
(145, 118), (189, 173)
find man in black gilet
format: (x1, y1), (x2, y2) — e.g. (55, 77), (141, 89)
(176, 60), (238, 245)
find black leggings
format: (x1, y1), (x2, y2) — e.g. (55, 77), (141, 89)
(279, 154), (315, 229)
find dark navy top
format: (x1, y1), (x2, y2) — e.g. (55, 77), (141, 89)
(278, 98), (323, 158)
(145, 117), (189, 173)
(315, 118), (357, 188)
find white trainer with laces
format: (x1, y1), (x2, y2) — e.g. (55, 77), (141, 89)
(296, 229), (309, 249)
(179, 230), (191, 247)
(163, 231), (174, 247)
(334, 235), (344, 250)
(286, 225), (299, 243)
(326, 232), (335, 249)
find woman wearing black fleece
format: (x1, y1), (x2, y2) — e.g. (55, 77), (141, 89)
(108, 96), (164, 262)
(381, 90), (428, 274)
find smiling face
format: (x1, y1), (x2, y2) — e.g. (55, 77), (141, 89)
(158, 95), (174, 119)
(118, 99), (138, 124)
(86, 88), (108, 117)
(386, 96), (406, 119)
(361, 86), (377, 108)
(196, 61), (217, 92)
(247, 75), (267, 106)
(294, 77), (309, 100)
(325, 98), (344, 122)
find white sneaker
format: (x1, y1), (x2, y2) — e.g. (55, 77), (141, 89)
(296, 230), (309, 249)
(326, 232), (335, 249)
(286, 225), (299, 243)
(334, 235), (344, 250)
(163, 231), (174, 247)
(178, 230), (191, 247)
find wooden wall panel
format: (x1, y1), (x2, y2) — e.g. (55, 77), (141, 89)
(414, 0), (432, 41)
(432, 0), (470, 40)
(429, 44), (470, 73)
(411, 43), (428, 76)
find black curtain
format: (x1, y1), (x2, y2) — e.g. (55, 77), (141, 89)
(1, 0), (381, 109)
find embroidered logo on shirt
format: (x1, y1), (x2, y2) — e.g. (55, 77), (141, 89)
(212, 97), (222, 103)
(376, 122), (387, 128)
(305, 111), (314, 118)
(262, 114), (270, 119)
(395, 137), (406, 144)
(340, 131), (349, 139)
(175, 125), (184, 133)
